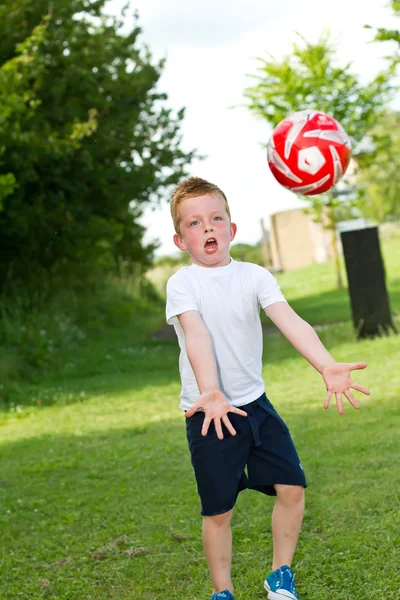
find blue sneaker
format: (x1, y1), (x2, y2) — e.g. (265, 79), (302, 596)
(264, 565), (298, 600)
(211, 592), (235, 600)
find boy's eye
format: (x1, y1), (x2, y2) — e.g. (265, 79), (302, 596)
(189, 220), (200, 227)
(213, 216), (222, 221)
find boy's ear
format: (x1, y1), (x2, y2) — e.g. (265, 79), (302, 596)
(230, 222), (237, 241)
(173, 233), (186, 251)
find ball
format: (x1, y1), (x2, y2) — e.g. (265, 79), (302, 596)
(267, 110), (352, 196)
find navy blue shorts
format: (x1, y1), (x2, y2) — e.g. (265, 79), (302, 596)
(185, 393), (307, 516)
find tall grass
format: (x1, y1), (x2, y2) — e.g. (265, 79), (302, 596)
(0, 274), (164, 407)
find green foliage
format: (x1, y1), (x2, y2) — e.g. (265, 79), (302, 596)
(230, 241), (264, 265)
(0, 272), (164, 402)
(0, 21), (49, 210)
(154, 242), (265, 269)
(369, 0), (400, 61)
(357, 2), (400, 223)
(153, 253), (192, 268)
(356, 111), (400, 222)
(0, 173), (16, 209)
(146, 253), (191, 296)
(0, 1), (195, 289)
(244, 32), (395, 145)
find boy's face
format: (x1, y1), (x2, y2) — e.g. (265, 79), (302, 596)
(173, 193), (237, 268)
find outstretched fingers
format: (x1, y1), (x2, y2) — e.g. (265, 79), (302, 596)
(324, 390), (332, 410)
(349, 362), (367, 371)
(213, 418), (224, 440)
(185, 402), (201, 418)
(344, 389), (359, 409)
(335, 392), (344, 415)
(222, 415), (237, 436)
(213, 408), (247, 439)
(201, 416), (212, 437)
(229, 406), (248, 417)
(325, 388), (362, 413)
(351, 381), (370, 396)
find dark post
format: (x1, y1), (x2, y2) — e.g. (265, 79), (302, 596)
(340, 226), (396, 339)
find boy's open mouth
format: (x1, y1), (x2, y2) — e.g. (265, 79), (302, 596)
(204, 237), (218, 254)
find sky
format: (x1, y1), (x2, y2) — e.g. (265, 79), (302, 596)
(107, 0), (399, 256)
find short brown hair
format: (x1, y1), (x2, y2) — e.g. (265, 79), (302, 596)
(170, 176), (231, 234)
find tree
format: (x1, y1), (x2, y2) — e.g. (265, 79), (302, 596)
(244, 32), (395, 288)
(0, 21), (51, 211)
(355, 110), (400, 222)
(0, 1), (195, 291)
(354, 2), (400, 222)
(230, 242), (264, 266)
(368, 0), (400, 61)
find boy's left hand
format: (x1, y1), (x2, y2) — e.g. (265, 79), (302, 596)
(322, 362), (370, 415)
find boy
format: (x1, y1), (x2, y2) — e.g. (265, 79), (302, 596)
(165, 177), (370, 600)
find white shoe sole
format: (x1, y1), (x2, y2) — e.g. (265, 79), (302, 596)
(264, 582), (297, 600)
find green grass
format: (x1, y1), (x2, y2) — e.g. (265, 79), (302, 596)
(1, 238), (400, 598)
(268, 236), (400, 325)
(1, 322), (400, 599)
(0, 276), (165, 406)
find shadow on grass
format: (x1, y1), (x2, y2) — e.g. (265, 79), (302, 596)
(1, 395), (400, 599)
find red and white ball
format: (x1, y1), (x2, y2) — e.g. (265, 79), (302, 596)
(267, 110), (352, 196)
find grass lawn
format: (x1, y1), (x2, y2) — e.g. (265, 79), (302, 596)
(269, 236), (400, 325)
(1, 240), (400, 599)
(2, 326), (400, 599)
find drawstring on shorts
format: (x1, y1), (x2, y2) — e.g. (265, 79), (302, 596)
(245, 402), (262, 447)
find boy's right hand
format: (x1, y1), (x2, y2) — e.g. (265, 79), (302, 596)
(185, 389), (247, 440)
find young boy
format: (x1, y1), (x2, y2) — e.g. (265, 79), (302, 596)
(165, 177), (370, 600)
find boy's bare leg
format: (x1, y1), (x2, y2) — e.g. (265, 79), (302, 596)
(271, 484), (305, 570)
(202, 509), (234, 594)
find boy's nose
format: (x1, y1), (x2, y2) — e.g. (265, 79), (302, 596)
(204, 226), (214, 233)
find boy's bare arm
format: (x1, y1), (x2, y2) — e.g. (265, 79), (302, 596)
(178, 310), (247, 438)
(264, 302), (370, 414)
(178, 310), (220, 393)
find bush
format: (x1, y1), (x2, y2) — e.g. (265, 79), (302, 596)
(0, 273), (164, 404)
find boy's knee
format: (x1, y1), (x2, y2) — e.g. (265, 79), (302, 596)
(203, 509), (233, 527)
(275, 484), (305, 507)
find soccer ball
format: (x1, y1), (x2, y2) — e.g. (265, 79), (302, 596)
(267, 110), (352, 196)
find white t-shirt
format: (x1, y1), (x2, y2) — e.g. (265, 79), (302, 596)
(166, 259), (287, 411)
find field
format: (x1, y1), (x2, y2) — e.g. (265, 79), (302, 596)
(1, 238), (400, 599)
